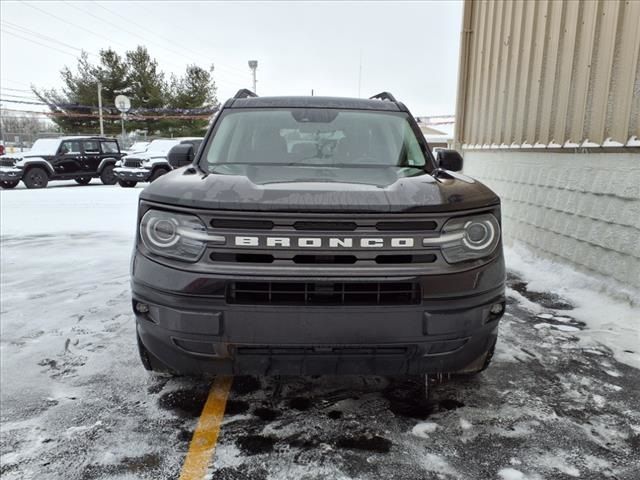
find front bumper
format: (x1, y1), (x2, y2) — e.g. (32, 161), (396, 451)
(132, 252), (506, 375)
(0, 167), (23, 182)
(113, 167), (152, 182)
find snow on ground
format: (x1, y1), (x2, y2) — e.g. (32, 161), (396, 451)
(1, 182), (640, 480)
(505, 244), (640, 369)
(0, 181), (140, 238)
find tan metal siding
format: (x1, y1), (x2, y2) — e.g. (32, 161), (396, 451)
(609, 0), (640, 142)
(455, 0), (640, 147)
(503, 0), (525, 144)
(567, 1), (598, 144)
(552, 0), (580, 144)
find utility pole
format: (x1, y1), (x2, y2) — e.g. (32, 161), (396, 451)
(358, 50), (363, 98)
(97, 82), (104, 136)
(248, 60), (258, 93)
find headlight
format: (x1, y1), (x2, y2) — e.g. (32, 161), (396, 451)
(432, 213), (500, 263)
(140, 209), (224, 262)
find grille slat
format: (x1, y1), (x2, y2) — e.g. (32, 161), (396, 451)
(376, 221), (437, 231)
(228, 281), (420, 306)
(0, 158), (16, 167)
(294, 221), (357, 231)
(211, 219), (274, 229)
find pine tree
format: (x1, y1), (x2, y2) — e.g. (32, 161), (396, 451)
(33, 46), (218, 137)
(166, 64), (218, 136)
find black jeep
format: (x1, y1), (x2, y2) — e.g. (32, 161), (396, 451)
(132, 91), (506, 381)
(0, 136), (123, 189)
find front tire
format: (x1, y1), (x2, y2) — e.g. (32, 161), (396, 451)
(118, 179), (137, 188)
(149, 167), (169, 182)
(100, 164), (117, 185)
(23, 167), (49, 189)
(0, 180), (19, 189)
(75, 177), (92, 185)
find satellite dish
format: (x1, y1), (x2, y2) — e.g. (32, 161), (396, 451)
(115, 95), (131, 113)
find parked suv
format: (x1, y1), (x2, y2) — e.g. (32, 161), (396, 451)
(113, 137), (202, 187)
(132, 91), (505, 381)
(0, 136), (122, 189)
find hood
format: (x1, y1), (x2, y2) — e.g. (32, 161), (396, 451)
(0, 152), (50, 161)
(140, 165), (500, 213)
(125, 152), (167, 161)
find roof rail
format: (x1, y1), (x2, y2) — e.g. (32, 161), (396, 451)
(369, 91), (398, 103)
(234, 89), (258, 99)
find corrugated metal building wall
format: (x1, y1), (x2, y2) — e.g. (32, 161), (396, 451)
(455, 0), (640, 147)
(454, 0), (640, 293)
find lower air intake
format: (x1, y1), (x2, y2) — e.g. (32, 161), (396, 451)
(227, 281), (421, 306)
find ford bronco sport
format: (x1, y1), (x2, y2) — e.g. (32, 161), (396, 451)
(0, 136), (122, 189)
(132, 91), (506, 378)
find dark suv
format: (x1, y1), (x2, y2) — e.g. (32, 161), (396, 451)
(0, 136), (123, 189)
(132, 91), (505, 380)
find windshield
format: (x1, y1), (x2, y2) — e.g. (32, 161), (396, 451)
(202, 109), (427, 172)
(146, 139), (179, 153)
(27, 139), (61, 155)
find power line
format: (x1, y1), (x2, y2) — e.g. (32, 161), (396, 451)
(1, 98), (48, 105)
(1, 29), (80, 58)
(94, 1), (249, 79)
(1, 98), (219, 116)
(19, 1), (241, 90)
(1, 107), (214, 120)
(0, 86), (35, 93)
(1, 78), (34, 88)
(20, 1), (133, 52)
(0, 93), (42, 101)
(71, 1), (246, 83)
(1, 20), (93, 57)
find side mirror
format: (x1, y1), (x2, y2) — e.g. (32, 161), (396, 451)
(168, 144), (195, 168)
(435, 149), (463, 172)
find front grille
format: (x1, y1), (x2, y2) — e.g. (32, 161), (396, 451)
(203, 211), (449, 269)
(124, 158), (143, 168)
(0, 158), (16, 167)
(227, 281), (421, 306)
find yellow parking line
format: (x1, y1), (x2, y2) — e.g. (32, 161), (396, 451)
(179, 375), (233, 480)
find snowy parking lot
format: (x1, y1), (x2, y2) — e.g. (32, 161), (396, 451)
(1, 182), (639, 480)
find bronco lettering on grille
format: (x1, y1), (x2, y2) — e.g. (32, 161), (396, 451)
(234, 236), (415, 248)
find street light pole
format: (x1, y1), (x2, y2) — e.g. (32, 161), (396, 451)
(248, 60), (258, 94)
(97, 82), (104, 135)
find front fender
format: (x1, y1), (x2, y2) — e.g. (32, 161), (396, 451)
(98, 157), (118, 172)
(19, 158), (55, 175)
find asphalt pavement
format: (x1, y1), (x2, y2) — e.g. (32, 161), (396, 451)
(1, 185), (638, 480)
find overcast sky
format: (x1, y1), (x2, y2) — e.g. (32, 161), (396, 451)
(1, 1), (463, 116)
